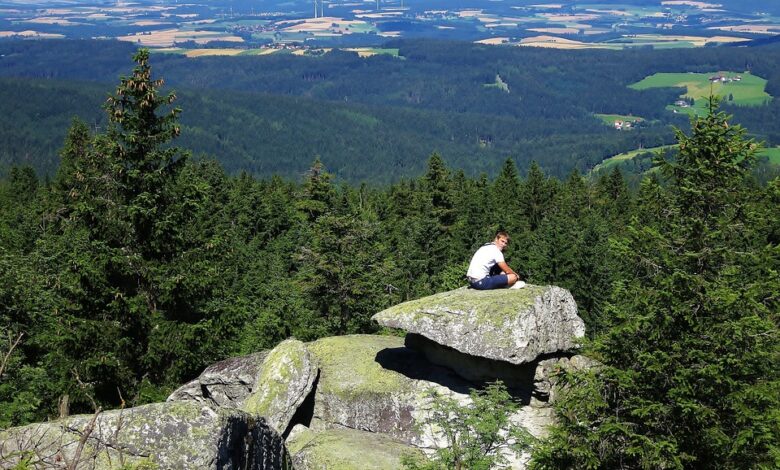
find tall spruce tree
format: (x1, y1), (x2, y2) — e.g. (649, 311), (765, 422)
(531, 97), (779, 469)
(30, 49), (195, 410)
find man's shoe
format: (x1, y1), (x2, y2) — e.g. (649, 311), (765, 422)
(510, 281), (526, 289)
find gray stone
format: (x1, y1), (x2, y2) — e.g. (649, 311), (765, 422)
(286, 425), (425, 470)
(0, 401), (289, 469)
(242, 339), (318, 436)
(167, 351), (268, 409)
(534, 354), (598, 405)
(405, 333), (537, 394)
(372, 285), (585, 365)
(306, 334), (474, 448)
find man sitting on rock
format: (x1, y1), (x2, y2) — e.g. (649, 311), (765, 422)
(466, 231), (525, 290)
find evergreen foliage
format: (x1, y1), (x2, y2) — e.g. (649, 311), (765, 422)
(402, 382), (532, 470)
(530, 97), (780, 469)
(0, 54), (776, 470)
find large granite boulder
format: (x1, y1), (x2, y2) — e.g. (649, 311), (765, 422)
(372, 285), (585, 365)
(167, 350), (268, 408)
(306, 334), (473, 448)
(0, 401), (288, 469)
(242, 339), (318, 436)
(286, 424), (425, 470)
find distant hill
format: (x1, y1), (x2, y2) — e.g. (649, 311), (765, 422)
(2, 39), (780, 182)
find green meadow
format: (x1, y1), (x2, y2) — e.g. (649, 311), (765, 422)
(630, 72), (772, 116)
(594, 113), (644, 125)
(592, 144), (780, 175)
(591, 145), (675, 173)
(759, 146), (780, 164)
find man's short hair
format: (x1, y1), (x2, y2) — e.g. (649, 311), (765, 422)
(495, 230), (509, 240)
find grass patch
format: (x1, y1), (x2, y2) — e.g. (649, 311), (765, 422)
(484, 74), (510, 93)
(595, 113), (644, 125)
(630, 72), (772, 116)
(591, 145), (676, 173)
(343, 47), (399, 57)
(759, 147), (780, 165)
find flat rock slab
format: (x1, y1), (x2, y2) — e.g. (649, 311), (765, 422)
(372, 285), (585, 365)
(287, 425), (425, 470)
(0, 401), (288, 469)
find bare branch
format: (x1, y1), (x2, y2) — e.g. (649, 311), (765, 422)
(65, 407), (102, 470)
(0, 331), (24, 379)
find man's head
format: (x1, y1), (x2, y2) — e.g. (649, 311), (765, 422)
(494, 231), (510, 251)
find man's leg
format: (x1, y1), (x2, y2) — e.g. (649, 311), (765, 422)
(471, 274), (509, 290)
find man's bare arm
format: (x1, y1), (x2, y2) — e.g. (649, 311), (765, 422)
(497, 261), (518, 278)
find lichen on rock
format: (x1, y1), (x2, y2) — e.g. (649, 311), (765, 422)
(242, 339), (318, 435)
(287, 425), (425, 470)
(0, 401), (289, 469)
(306, 334), (473, 446)
(167, 350), (268, 408)
(372, 285), (585, 365)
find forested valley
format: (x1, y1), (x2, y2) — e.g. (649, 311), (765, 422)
(1, 49), (777, 468)
(4, 39), (780, 183)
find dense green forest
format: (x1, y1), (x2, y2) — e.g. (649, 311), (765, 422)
(4, 39), (780, 182)
(1, 49), (777, 468)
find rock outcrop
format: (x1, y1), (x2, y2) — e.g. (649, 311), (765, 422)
(287, 424), (425, 470)
(0, 402), (288, 469)
(168, 350), (268, 408)
(372, 284), (584, 365)
(3, 285), (587, 469)
(242, 339), (318, 436)
(305, 334), (473, 447)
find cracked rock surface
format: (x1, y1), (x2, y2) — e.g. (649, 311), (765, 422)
(167, 350), (268, 408)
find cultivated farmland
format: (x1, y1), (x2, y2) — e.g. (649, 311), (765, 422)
(630, 72), (772, 115)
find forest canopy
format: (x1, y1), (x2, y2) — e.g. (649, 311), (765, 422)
(0, 48), (777, 468)
(3, 39), (780, 182)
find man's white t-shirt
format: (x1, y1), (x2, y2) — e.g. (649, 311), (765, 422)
(466, 243), (504, 281)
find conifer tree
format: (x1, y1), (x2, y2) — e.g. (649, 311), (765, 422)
(521, 161), (555, 232)
(531, 97), (779, 469)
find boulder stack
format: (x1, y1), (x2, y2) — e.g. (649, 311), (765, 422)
(1, 285), (587, 470)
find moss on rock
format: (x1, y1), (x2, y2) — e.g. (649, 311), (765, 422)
(308, 335), (410, 399)
(0, 402), (288, 469)
(372, 285), (584, 365)
(242, 339), (317, 434)
(289, 427), (424, 470)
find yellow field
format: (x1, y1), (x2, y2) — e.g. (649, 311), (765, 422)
(518, 35), (593, 49)
(277, 17), (367, 33)
(0, 30), (64, 38)
(117, 29), (244, 47)
(476, 37), (510, 45)
(529, 27), (586, 34)
(132, 20), (169, 27)
(184, 49), (244, 57)
(710, 25), (780, 34)
(661, 1), (720, 8)
(458, 10), (483, 18)
(629, 34), (750, 46)
(585, 9), (632, 16)
(25, 17), (79, 25)
(540, 13), (599, 22)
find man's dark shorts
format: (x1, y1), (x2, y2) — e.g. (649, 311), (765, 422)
(470, 274), (508, 290)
